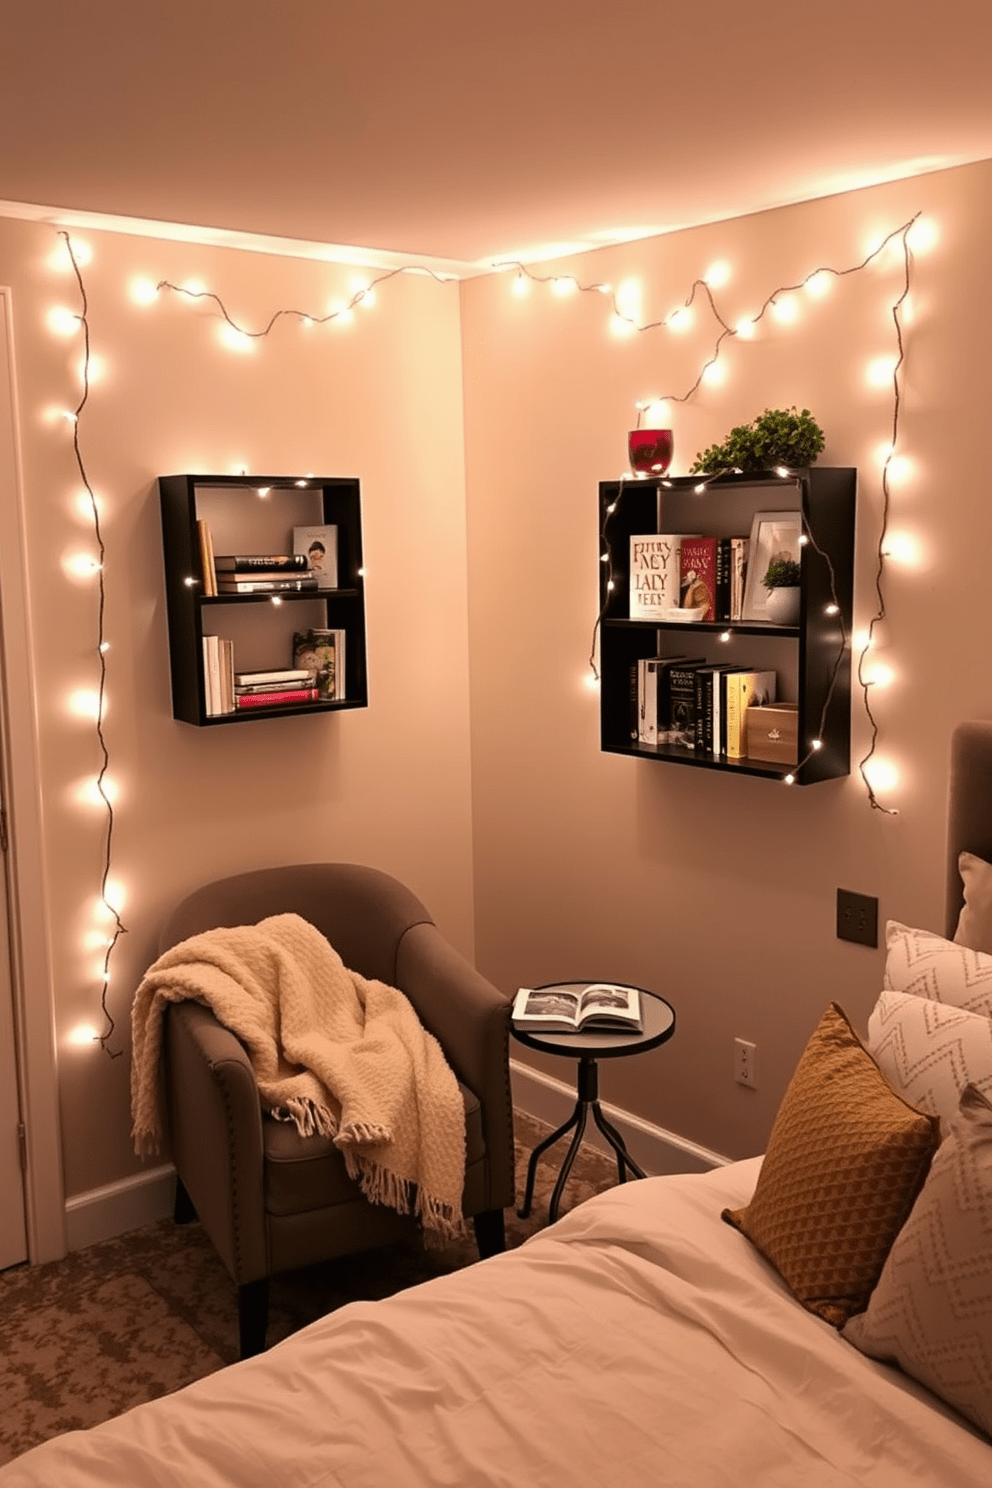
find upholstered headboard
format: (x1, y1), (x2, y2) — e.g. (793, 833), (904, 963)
(946, 721), (992, 938)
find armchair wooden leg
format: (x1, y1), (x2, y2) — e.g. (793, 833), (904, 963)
(238, 1278), (270, 1359)
(173, 1176), (198, 1225)
(472, 1207), (506, 1259)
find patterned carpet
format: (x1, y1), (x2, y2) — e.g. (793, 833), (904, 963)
(0, 1112), (618, 1465)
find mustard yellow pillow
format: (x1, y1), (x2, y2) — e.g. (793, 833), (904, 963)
(723, 1003), (939, 1327)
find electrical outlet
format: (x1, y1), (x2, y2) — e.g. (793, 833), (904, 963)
(734, 1038), (758, 1089)
(836, 888), (879, 948)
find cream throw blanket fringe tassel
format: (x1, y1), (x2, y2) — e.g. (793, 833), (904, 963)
(130, 914), (466, 1239)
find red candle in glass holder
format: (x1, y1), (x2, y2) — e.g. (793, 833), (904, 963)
(628, 428), (673, 476)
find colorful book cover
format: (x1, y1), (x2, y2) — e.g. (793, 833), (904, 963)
(292, 525), (339, 589)
(629, 535), (685, 619)
(668, 661), (706, 749)
(725, 670), (777, 758)
(679, 537), (718, 621)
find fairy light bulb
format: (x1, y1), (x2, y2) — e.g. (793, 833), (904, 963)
(704, 261), (730, 288)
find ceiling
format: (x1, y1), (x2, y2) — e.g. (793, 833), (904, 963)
(1, 1), (990, 274)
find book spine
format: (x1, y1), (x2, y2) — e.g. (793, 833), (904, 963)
(694, 670), (714, 752)
(235, 687), (320, 708)
(217, 578), (319, 593)
(203, 635), (221, 715)
(668, 665), (698, 749)
(714, 537), (731, 622)
(197, 520), (217, 596)
(215, 555), (310, 572)
(643, 661), (659, 745)
(218, 637), (235, 714)
(629, 661), (639, 742)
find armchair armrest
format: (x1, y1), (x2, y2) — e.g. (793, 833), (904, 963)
(395, 923), (515, 1212)
(163, 1002), (268, 1285)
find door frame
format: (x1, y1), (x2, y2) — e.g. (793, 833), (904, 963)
(0, 287), (66, 1262)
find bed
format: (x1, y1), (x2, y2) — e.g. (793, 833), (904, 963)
(4, 721), (992, 1486)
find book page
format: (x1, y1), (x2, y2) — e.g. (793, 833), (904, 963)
(578, 984), (640, 1017)
(514, 988), (581, 1022)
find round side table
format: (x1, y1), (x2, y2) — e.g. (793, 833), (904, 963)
(511, 983), (675, 1224)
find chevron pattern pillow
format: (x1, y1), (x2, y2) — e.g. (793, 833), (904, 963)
(868, 989), (992, 1138)
(844, 1084), (992, 1439)
(885, 921), (992, 1020)
(722, 1003), (939, 1327)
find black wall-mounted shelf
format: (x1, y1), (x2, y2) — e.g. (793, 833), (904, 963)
(598, 467), (856, 785)
(159, 473), (368, 726)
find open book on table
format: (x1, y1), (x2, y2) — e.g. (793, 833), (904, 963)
(512, 983), (643, 1034)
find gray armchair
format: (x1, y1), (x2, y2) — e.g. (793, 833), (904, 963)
(157, 863), (515, 1358)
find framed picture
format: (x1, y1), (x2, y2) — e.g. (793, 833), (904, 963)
(741, 511), (802, 622)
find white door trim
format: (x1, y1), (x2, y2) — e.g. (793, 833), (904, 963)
(0, 287), (66, 1262)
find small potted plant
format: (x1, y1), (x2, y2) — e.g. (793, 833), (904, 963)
(762, 556), (801, 625)
(689, 407), (825, 474)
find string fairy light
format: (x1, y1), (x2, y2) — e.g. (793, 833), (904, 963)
(568, 213), (922, 808)
(58, 230), (127, 1055)
(151, 263), (456, 339)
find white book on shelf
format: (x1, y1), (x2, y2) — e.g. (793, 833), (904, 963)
(202, 634), (221, 716)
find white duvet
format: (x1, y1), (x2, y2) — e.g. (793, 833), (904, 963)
(2, 1160), (989, 1486)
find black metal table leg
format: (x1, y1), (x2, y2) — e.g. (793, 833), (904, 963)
(592, 1100), (646, 1181)
(517, 1104), (581, 1219)
(547, 1101), (590, 1224)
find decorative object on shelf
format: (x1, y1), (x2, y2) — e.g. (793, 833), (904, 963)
(741, 511), (803, 623)
(762, 557), (802, 626)
(628, 428), (673, 477)
(689, 407), (825, 475)
(292, 524), (338, 588)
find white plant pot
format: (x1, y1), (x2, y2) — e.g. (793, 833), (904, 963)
(764, 586), (801, 626)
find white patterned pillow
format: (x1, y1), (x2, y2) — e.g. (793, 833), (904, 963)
(955, 852), (992, 955)
(843, 1084), (992, 1439)
(885, 921), (992, 1020)
(868, 989), (992, 1136)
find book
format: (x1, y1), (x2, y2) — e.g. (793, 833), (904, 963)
(679, 536), (732, 622)
(196, 519), (217, 596)
(235, 678), (315, 695)
(724, 670), (777, 758)
(512, 983), (643, 1033)
(730, 537), (750, 621)
(218, 637), (235, 714)
(235, 687), (319, 708)
(215, 554), (310, 572)
(293, 628), (346, 700)
(629, 535), (688, 619)
(668, 660), (706, 749)
(216, 576), (319, 593)
(639, 655), (705, 743)
(693, 663), (744, 753)
(292, 525), (338, 589)
(235, 668), (313, 686)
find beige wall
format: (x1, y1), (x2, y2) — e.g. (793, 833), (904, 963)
(462, 160), (992, 1161)
(0, 217), (475, 1199)
(4, 155), (992, 1214)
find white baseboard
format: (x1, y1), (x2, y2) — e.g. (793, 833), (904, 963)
(65, 1164), (176, 1252)
(510, 1058), (729, 1176)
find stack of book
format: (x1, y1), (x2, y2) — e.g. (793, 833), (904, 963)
(631, 657), (777, 757)
(233, 669), (320, 709)
(629, 534), (750, 623)
(215, 555), (318, 594)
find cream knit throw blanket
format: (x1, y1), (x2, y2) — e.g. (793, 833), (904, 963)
(130, 913), (465, 1238)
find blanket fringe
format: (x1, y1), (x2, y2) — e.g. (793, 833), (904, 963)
(270, 1096), (338, 1139)
(339, 1145), (465, 1243)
